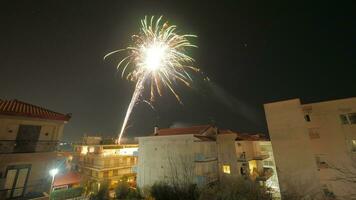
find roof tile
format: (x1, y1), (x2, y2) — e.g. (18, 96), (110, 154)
(0, 99), (71, 121)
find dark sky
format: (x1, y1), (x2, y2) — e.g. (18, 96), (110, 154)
(1, 1), (355, 141)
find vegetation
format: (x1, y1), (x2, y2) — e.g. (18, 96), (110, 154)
(115, 181), (143, 200)
(148, 177), (272, 200)
(150, 182), (199, 200)
(89, 184), (109, 200)
(50, 187), (84, 200)
(199, 177), (272, 200)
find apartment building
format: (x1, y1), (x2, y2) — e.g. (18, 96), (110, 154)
(73, 137), (138, 193)
(0, 99), (71, 199)
(264, 97), (356, 200)
(137, 125), (280, 195)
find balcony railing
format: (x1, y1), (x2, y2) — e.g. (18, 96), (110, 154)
(237, 152), (269, 162)
(0, 140), (58, 153)
(195, 173), (218, 185)
(256, 168), (274, 181)
(194, 153), (217, 162)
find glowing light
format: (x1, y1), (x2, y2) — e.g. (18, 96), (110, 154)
(81, 146), (88, 155)
(105, 16), (202, 143)
(49, 168), (58, 177)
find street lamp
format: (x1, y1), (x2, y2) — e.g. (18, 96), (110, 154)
(49, 168), (58, 196)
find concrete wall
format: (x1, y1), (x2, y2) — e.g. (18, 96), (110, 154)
(216, 134), (239, 179)
(0, 115), (64, 142)
(302, 98), (356, 198)
(137, 134), (197, 188)
(264, 99), (323, 199)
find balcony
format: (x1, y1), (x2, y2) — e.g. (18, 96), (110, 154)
(256, 168), (274, 181)
(0, 140), (58, 153)
(237, 152), (269, 162)
(253, 154), (269, 160)
(194, 153), (217, 162)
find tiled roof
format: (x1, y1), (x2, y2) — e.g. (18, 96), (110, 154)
(53, 171), (81, 187)
(219, 129), (268, 141)
(155, 125), (211, 136)
(154, 125), (268, 141)
(0, 99), (71, 121)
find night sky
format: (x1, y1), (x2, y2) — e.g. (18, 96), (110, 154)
(1, 1), (355, 141)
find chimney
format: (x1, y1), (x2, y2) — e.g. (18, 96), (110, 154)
(154, 125), (159, 135)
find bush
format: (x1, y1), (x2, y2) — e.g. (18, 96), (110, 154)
(116, 181), (130, 199)
(89, 184), (109, 200)
(199, 177), (272, 200)
(50, 187), (84, 200)
(150, 182), (199, 200)
(115, 181), (142, 200)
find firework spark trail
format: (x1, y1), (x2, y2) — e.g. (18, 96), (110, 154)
(117, 74), (148, 143)
(105, 16), (200, 144)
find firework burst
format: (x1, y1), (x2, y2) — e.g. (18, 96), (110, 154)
(105, 16), (199, 143)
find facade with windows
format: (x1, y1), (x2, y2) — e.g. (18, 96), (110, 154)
(0, 99), (71, 199)
(137, 125), (280, 196)
(264, 97), (356, 199)
(72, 137), (138, 193)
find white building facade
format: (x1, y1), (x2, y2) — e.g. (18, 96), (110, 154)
(264, 97), (356, 200)
(137, 125), (280, 196)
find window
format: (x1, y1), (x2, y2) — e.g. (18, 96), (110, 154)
(263, 160), (274, 167)
(4, 165), (31, 199)
(309, 129), (320, 139)
(340, 114), (349, 124)
(15, 125), (41, 153)
(349, 113), (356, 124)
(340, 113), (356, 125)
(222, 165), (230, 174)
(103, 171), (109, 177)
(315, 155), (328, 169)
(304, 114), (311, 122)
(352, 140), (356, 153)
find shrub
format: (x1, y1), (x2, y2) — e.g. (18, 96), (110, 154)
(150, 182), (199, 200)
(115, 181), (143, 200)
(199, 177), (272, 200)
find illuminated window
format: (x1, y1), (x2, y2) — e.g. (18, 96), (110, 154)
(222, 165), (230, 174)
(89, 147), (95, 153)
(81, 146), (88, 155)
(352, 140), (356, 153)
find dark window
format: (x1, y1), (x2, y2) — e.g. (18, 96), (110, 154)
(348, 113), (356, 124)
(340, 114), (349, 125)
(304, 114), (311, 122)
(14, 125), (41, 153)
(315, 155), (328, 168)
(309, 129), (320, 139)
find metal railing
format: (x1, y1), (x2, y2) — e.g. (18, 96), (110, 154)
(0, 140), (58, 153)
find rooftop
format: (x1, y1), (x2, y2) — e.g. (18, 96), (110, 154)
(154, 125), (267, 141)
(0, 99), (71, 121)
(155, 125), (211, 136)
(53, 171), (81, 187)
